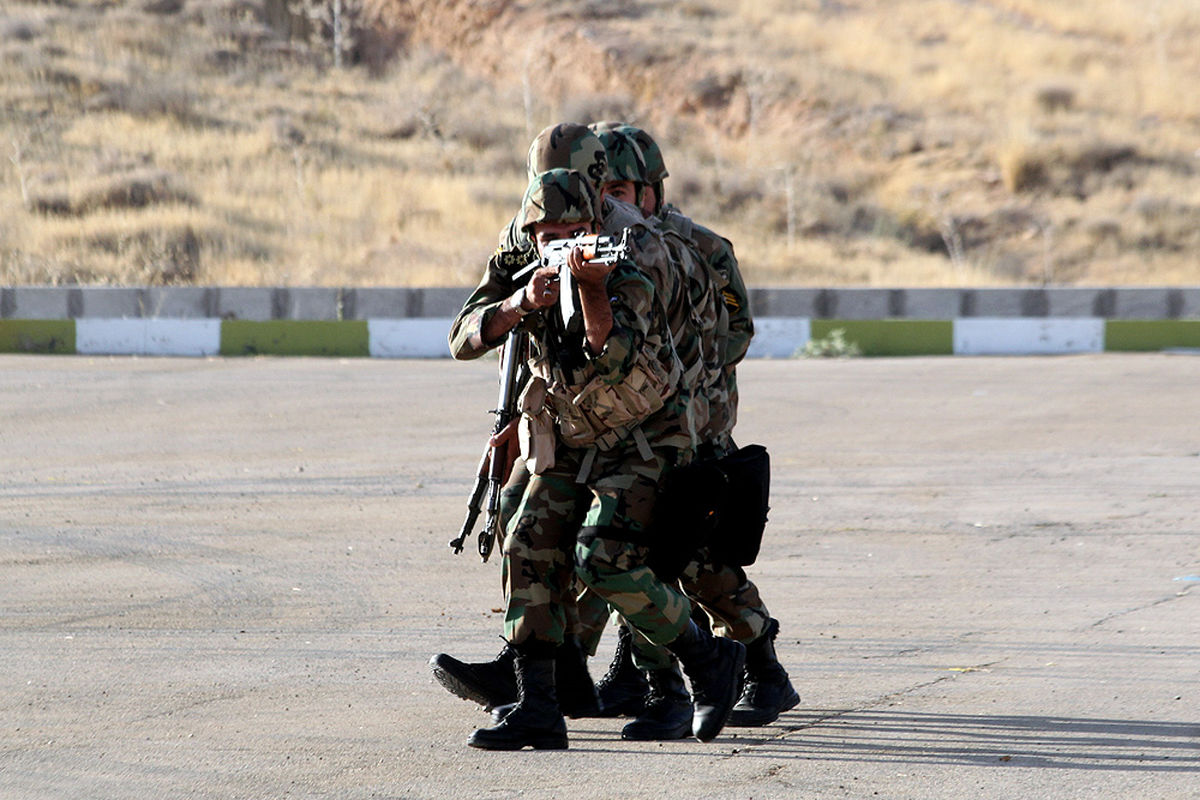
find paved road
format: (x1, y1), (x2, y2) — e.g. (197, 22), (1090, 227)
(2, 354), (1198, 799)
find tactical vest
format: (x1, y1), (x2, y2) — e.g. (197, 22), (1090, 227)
(517, 223), (685, 475)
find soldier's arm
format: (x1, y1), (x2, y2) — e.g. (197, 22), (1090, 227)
(700, 230), (754, 367)
(584, 261), (655, 387)
(449, 249), (529, 360)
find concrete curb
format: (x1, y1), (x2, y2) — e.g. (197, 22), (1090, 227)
(2, 286), (1199, 357)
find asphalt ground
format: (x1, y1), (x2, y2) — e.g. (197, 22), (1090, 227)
(2, 353), (1198, 800)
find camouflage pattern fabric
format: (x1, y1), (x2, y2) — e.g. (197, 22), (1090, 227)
(449, 194), (645, 361)
(571, 446), (693, 647)
(657, 206), (753, 442)
(519, 216), (693, 453)
(572, 585), (614, 657)
(606, 123), (669, 214)
(525, 122), (608, 190)
(503, 442), (693, 649)
(594, 128), (648, 186)
(680, 550), (771, 643)
(500, 459), (588, 648)
(617, 125), (669, 185)
(499, 458), (590, 646)
(518, 168), (598, 233)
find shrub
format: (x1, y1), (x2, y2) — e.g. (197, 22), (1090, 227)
(798, 328), (861, 358)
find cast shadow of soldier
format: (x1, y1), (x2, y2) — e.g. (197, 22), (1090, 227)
(568, 711), (1200, 771)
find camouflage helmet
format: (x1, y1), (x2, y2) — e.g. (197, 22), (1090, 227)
(594, 127), (649, 185)
(519, 168), (600, 233)
(615, 124), (669, 185)
(590, 122), (668, 213)
(526, 123), (609, 192)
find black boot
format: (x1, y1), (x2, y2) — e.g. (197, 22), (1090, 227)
(596, 625), (648, 717)
(620, 661), (693, 741)
(555, 635), (602, 718)
(729, 618), (800, 726)
(429, 640), (518, 710)
(487, 636), (599, 724)
(666, 619), (746, 742)
(467, 655), (568, 750)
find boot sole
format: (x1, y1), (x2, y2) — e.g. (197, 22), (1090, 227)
(621, 723), (691, 741)
(467, 734), (569, 751)
(727, 686), (800, 727)
(429, 655), (515, 710)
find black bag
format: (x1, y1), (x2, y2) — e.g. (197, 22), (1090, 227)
(650, 444), (771, 579)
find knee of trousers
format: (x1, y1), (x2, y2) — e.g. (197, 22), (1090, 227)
(573, 525), (647, 586)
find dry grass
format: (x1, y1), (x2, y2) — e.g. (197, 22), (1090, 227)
(2, 0), (1198, 287)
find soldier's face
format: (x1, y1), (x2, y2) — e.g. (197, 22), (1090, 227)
(639, 185), (657, 218)
(601, 180), (638, 207)
(533, 221), (594, 254)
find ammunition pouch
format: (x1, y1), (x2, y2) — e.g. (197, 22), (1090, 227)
(518, 376), (557, 474)
(539, 345), (674, 452)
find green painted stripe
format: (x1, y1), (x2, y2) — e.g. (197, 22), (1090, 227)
(219, 320), (369, 357)
(1104, 320), (1200, 351)
(810, 319), (954, 356)
(0, 319), (76, 354)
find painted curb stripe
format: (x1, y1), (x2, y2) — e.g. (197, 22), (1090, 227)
(745, 318), (811, 358)
(77, 319), (221, 356)
(368, 319), (453, 358)
(3, 317), (1200, 357)
(811, 319), (954, 356)
(0, 320), (76, 354)
(1105, 320), (1200, 351)
(219, 320), (369, 357)
(953, 318), (1104, 355)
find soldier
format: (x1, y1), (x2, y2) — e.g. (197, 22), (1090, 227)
(446, 168), (745, 750)
(433, 123), (645, 721)
(588, 122), (800, 730)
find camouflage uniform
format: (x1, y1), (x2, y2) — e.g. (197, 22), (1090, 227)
(452, 169), (697, 654)
(587, 125), (772, 670)
(448, 124), (647, 656)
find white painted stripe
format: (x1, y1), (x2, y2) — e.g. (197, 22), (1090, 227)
(76, 319), (221, 356)
(368, 318), (453, 358)
(953, 318), (1104, 355)
(745, 318), (811, 359)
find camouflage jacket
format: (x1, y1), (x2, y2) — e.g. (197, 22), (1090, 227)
(449, 195), (645, 361)
(449, 205), (692, 461)
(657, 205), (754, 443)
(525, 220), (691, 455)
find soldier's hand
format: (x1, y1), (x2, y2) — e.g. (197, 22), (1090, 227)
(526, 265), (560, 309)
(569, 244), (614, 289)
(489, 418), (520, 484)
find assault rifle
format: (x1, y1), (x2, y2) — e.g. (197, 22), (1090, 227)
(449, 231), (629, 561)
(450, 326), (528, 561)
(517, 231), (632, 327)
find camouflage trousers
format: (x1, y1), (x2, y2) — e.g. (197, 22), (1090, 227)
(500, 444), (692, 651)
(502, 454), (771, 668)
(574, 549), (772, 671)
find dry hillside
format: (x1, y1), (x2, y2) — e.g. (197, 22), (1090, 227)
(2, 0), (1199, 287)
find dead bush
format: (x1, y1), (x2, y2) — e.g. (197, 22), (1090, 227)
(559, 92), (637, 126)
(685, 71), (743, 111)
(1034, 84), (1075, 113)
(999, 142), (1050, 193)
(73, 169), (196, 215)
(83, 226), (202, 283)
(1, 17), (39, 41)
